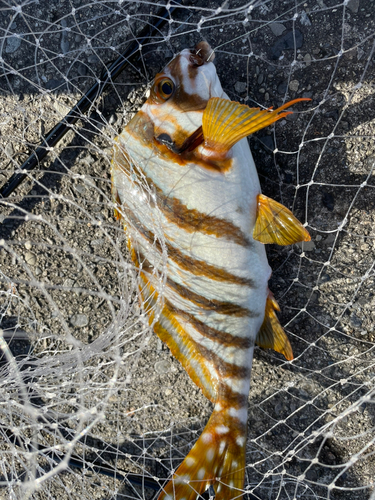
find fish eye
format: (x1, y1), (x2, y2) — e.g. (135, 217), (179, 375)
(156, 78), (174, 101)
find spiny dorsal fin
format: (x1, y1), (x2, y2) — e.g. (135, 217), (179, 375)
(253, 194), (310, 245)
(202, 97), (310, 156)
(256, 293), (294, 361)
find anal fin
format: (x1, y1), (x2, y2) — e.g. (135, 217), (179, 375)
(253, 194), (310, 245)
(202, 97), (310, 157)
(131, 246), (218, 404)
(256, 293), (293, 361)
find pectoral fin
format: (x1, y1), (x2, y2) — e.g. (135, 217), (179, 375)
(256, 293), (293, 361)
(202, 97), (310, 156)
(253, 194), (310, 245)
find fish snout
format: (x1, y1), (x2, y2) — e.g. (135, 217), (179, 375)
(190, 41), (215, 66)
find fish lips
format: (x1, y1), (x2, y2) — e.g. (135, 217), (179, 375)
(190, 41), (215, 66)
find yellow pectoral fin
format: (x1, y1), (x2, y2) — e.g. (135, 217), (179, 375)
(256, 294), (294, 361)
(202, 97), (310, 155)
(253, 194), (311, 245)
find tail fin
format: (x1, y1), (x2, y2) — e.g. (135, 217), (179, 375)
(158, 404), (247, 500)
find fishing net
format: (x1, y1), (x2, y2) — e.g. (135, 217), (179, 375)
(0, 0), (374, 499)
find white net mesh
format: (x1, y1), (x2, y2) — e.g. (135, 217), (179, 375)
(1, 0), (375, 499)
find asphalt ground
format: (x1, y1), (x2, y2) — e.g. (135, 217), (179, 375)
(0, 1), (375, 499)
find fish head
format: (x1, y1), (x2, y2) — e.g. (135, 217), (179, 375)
(143, 42), (224, 153)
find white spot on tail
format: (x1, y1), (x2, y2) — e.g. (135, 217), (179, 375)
(228, 407), (248, 423)
(185, 456), (195, 467)
(216, 425), (230, 434)
(236, 436), (245, 447)
(219, 441), (226, 454)
(174, 474), (190, 484)
(197, 467), (206, 480)
(202, 433), (213, 444)
(224, 377), (250, 395)
(206, 448), (214, 462)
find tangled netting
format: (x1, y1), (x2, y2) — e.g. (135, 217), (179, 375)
(1, 1), (375, 499)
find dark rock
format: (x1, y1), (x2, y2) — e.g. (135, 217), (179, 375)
(77, 63), (87, 76)
(347, 0), (359, 13)
(322, 191), (335, 211)
(88, 54), (100, 64)
(258, 135), (274, 151)
(45, 79), (67, 90)
(277, 80), (288, 95)
(284, 173), (293, 184)
(306, 469), (318, 481)
(325, 109), (339, 121)
(320, 273), (331, 283)
(350, 314), (362, 329)
(6, 35), (23, 54)
(270, 29), (304, 60)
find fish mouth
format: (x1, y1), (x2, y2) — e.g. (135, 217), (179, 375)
(189, 41), (215, 66)
(155, 128), (204, 154)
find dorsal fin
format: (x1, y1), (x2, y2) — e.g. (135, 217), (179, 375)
(256, 293), (294, 361)
(201, 97), (310, 157)
(253, 194), (310, 245)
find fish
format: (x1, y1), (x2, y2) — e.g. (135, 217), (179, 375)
(111, 41), (310, 500)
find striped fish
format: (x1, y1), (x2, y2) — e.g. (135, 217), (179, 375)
(111, 41), (310, 500)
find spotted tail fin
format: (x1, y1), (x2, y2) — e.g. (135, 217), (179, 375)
(158, 404), (247, 500)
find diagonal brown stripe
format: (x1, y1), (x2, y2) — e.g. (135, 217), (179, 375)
(130, 246), (252, 316)
(162, 238), (254, 286)
(194, 340), (251, 379)
(146, 174), (252, 248)
(166, 277), (252, 317)
(113, 138), (252, 248)
(121, 201), (255, 287)
(128, 246), (254, 317)
(219, 385), (249, 409)
(167, 301), (256, 349)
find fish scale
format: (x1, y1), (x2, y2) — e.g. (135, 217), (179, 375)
(112, 41), (310, 499)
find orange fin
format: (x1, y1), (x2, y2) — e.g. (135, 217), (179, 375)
(202, 97), (310, 155)
(256, 293), (293, 361)
(253, 194), (310, 245)
(132, 251), (218, 404)
(158, 404), (247, 500)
